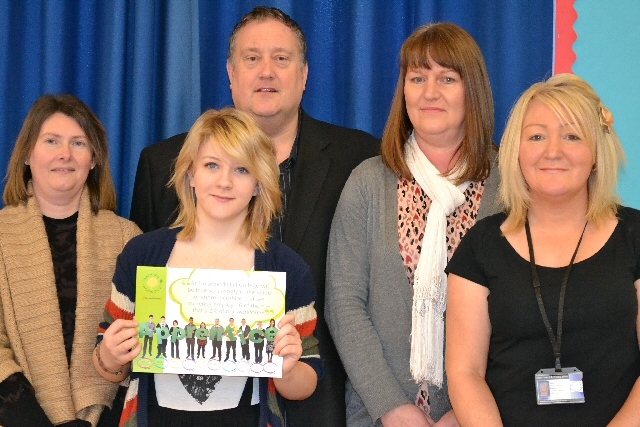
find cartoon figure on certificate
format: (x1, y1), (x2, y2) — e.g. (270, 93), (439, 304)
(156, 316), (169, 359)
(265, 319), (278, 366)
(254, 321), (265, 364)
(224, 317), (238, 363)
(197, 321), (208, 359)
(185, 316), (196, 361)
(169, 319), (180, 359)
(142, 315), (155, 358)
(210, 318), (224, 362)
(240, 318), (251, 361)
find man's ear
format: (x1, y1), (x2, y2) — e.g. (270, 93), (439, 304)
(302, 62), (309, 91)
(226, 59), (234, 88)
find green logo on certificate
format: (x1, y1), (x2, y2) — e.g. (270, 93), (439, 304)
(141, 272), (164, 293)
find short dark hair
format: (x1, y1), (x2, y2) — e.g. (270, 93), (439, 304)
(228, 6), (307, 64)
(4, 94), (117, 213)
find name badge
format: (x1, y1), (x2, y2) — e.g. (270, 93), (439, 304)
(535, 367), (584, 405)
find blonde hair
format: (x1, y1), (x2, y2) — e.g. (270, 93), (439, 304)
(499, 73), (625, 231)
(4, 94), (116, 213)
(381, 22), (495, 184)
(170, 108), (281, 251)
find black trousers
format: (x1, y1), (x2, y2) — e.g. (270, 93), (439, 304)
(211, 340), (222, 359)
(186, 338), (195, 358)
(225, 341), (236, 359)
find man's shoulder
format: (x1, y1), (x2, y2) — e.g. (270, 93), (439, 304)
(140, 132), (188, 161)
(299, 111), (380, 153)
(264, 239), (313, 278)
(302, 113), (375, 138)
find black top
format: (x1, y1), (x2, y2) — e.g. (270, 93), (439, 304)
(43, 212), (78, 366)
(446, 207), (640, 426)
(271, 111), (300, 242)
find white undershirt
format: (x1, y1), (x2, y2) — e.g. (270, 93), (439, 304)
(157, 261), (260, 410)
(154, 374), (259, 411)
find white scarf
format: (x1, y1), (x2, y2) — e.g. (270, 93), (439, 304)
(405, 133), (469, 387)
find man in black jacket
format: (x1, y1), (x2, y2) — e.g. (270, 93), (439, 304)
(130, 7), (379, 427)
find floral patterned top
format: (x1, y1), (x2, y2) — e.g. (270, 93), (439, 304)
(397, 177), (485, 418)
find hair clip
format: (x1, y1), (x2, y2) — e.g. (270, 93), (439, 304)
(599, 105), (614, 134)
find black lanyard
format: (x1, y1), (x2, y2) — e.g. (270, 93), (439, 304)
(525, 220), (587, 372)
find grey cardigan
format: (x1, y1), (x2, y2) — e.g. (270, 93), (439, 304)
(326, 155), (500, 426)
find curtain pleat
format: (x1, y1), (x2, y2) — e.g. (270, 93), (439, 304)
(0, 0), (553, 216)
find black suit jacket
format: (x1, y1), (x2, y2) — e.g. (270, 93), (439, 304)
(130, 109), (380, 427)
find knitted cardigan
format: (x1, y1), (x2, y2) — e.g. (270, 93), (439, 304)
(0, 190), (141, 425)
(99, 227), (321, 427)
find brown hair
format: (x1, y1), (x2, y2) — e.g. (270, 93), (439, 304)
(381, 22), (495, 184)
(3, 94), (116, 213)
(228, 6), (307, 64)
(170, 108), (281, 251)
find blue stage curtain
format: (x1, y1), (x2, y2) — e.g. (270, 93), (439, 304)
(0, 0), (552, 217)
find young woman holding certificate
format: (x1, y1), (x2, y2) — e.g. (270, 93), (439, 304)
(93, 108), (321, 427)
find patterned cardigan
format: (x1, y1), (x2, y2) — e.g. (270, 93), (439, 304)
(98, 227), (321, 427)
(0, 190), (140, 425)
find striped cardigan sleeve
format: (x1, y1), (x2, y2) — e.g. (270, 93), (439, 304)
(97, 249), (138, 341)
(97, 228), (174, 342)
(263, 239), (322, 427)
(95, 230), (175, 427)
(265, 239), (322, 376)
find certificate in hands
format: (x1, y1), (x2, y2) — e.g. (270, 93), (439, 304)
(133, 266), (286, 378)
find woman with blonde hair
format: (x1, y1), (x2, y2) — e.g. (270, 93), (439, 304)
(326, 23), (499, 427)
(0, 94), (140, 426)
(94, 108), (321, 427)
(446, 74), (640, 426)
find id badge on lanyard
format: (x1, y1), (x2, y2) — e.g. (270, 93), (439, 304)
(535, 367), (584, 404)
(525, 221), (587, 406)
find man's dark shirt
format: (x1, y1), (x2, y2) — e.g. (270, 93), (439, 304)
(271, 121), (300, 241)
